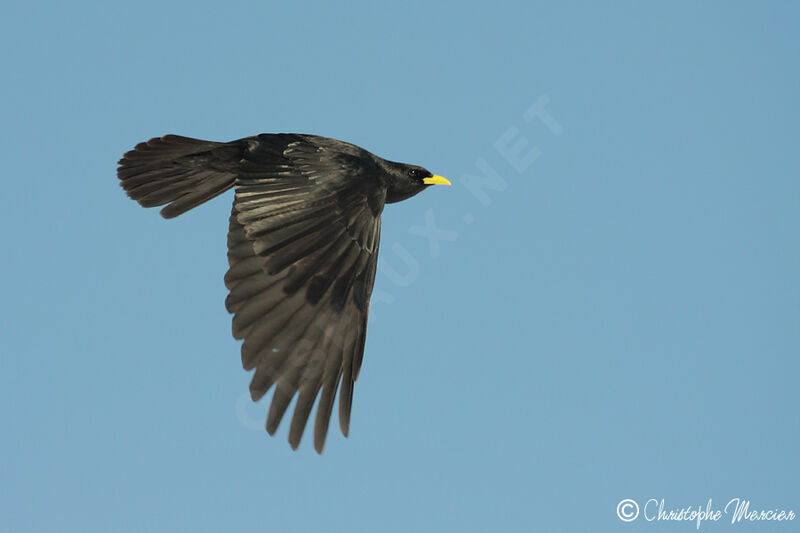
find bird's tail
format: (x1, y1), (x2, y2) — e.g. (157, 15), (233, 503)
(117, 135), (238, 218)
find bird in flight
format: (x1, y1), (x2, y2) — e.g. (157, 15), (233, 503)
(117, 133), (450, 453)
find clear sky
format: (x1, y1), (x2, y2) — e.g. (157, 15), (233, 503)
(1, 1), (798, 532)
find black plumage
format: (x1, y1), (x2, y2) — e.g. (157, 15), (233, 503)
(117, 133), (450, 452)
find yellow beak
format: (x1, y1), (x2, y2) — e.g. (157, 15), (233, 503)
(423, 175), (451, 186)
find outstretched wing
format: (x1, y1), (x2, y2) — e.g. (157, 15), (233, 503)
(223, 134), (385, 452)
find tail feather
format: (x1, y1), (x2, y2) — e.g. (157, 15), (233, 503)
(117, 135), (238, 218)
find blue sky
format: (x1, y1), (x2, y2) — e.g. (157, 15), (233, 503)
(1, 1), (798, 532)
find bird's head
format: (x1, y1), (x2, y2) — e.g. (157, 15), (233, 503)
(384, 162), (451, 203)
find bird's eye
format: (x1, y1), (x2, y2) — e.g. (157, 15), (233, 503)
(409, 168), (421, 179)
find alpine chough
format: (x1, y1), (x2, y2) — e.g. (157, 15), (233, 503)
(117, 133), (450, 452)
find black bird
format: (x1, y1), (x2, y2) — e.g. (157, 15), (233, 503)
(117, 133), (450, 453)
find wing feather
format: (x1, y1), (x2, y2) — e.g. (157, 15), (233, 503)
(223, 134), (385, 451)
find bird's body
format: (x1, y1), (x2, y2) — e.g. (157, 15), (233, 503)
(117, 133), (449, 452)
